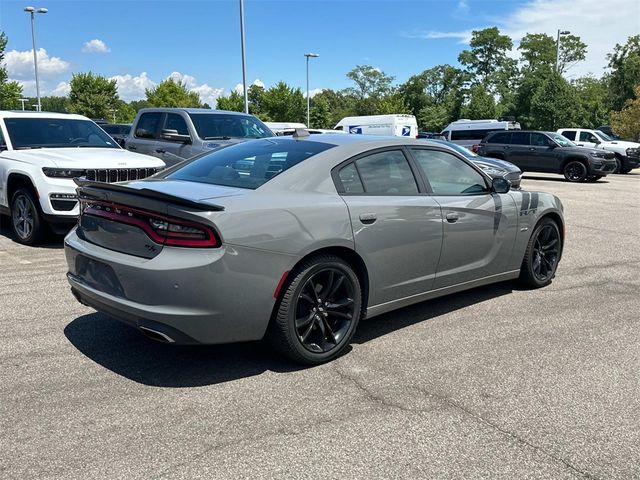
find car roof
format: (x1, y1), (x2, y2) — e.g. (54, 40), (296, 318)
(137, 107), (254, 116)
(0, 110), (89, 120)
(258, 134), (452, 148)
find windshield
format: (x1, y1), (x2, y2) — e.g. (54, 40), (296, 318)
(4, 118), (119, 149)
(188, 113), (273, 140)
(164, 138), (335, 189)
(594, 130), (613, 142)
(551, 133), (576, 147)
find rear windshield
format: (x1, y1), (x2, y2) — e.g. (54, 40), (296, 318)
(5, 118), (119, 149)
(164, 138), (335, 189)
(102, 124), (131, 135)
(188, 113), (273, 140)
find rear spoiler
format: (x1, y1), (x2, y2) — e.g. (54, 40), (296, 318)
(73, 178), (225, 212)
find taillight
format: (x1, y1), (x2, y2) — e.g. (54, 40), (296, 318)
(81, 200), (220, 248)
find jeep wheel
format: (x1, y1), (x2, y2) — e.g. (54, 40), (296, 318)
(563, 161), (587, 182)
(11, 188), (47, 245)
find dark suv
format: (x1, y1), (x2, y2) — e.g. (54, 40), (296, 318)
(478, 130), (616, 182)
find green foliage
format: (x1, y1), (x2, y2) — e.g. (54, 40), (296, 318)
(309, 95), (332, 128)
(216, 91), (244, 112)
(558, 35), (587, 74)
(461, 85), (497, 119)
(529, 72), (577, 130)
(519, 33), (556, 73)
(606, 35), (640, 111)
(113, 100), (136, 123)
(68, 72), (119, 119)
(0, 31), (23, 109)
(311, 89), (356, 127)
(418, 103), (450, 132)
(145, 78), (202, 108)
(611, 84), (640, 141)
(261, 81), (305, 123)
(572, 77), (610, 128)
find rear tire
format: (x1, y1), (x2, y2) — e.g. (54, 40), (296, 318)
(267, 254), (362, 365)
(519, 217), (562, 289)
(563, 161), (587, 182)
(10, 187), (48, 245)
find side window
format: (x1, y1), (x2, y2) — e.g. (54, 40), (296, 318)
(561, 130), (577, 141)
(510, 132), (530, 145)
(337, 163), (364, 193)
(530, 133), (549, 146)
(163, 114), (190, 136)
(579, 131), (598, 142)
(487, 132), (510, 144)
(353, 150), (418, 195)
(0, 128), (6, 149)
(135, 113), (162, 139)
(412, 149), (487, 196)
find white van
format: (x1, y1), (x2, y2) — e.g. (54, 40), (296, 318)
(264, 122), (307, 135)
(442, 119), (521, 148)
(334, 114), (418, 138)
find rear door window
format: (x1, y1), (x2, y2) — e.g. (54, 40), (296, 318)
(530, 133), (549, 146)
(510, 132), (530, 145)
(352, 150), (418, 195)
(560, 130), (577, 141)
(135, 113), (162, 139)
(487, 132), (510, 144)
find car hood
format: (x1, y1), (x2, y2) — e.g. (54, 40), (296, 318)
(473, 157), (521, 173)
(122, 179), (249, 203)
(601, 140), (640, 149)
(562, 146), (614, 157)
(1, 147), (165, 168)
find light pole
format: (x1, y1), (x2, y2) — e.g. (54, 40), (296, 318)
(24, 6), (48, 112)
(239, 0), (248, 113)
(555, 29), (570, 73)
(304, 53), (319, 128)
(19, 98), (29, 110)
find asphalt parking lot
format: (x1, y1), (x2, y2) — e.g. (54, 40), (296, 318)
(1, 172), (638, 480)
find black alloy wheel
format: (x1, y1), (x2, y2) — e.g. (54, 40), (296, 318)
(268, 254), (362, 364)
(519, 218), (562, 288)
(613, 156), (622, 174)
(563, 161), (587, 182)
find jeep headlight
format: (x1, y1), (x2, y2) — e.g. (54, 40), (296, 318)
(42, 168), (87, 178)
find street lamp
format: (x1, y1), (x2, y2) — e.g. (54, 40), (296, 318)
(24, 6), (48, 112)
(239, 0), (248, 114)
(555, 29), (570, 73)
(304, 53), (319, 128)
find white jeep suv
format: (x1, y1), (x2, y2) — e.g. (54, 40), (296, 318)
(0, 111), (165, 245)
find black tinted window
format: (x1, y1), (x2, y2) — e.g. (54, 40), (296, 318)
(4, 118), (119, 149)
(487, 132), (510, 144)
(338, 163), (364, 193)
(412, 149), (487, 195)
(135, 113), (162, 138)
(189, 113), (272, 140)
(530, 133), (549, 146)
(510, 132), (530, 145)
(561, 130), (577, 141)
(165, 139), (334, 189)
(353, 150), (418, 195)
(164, 113), (190, 136)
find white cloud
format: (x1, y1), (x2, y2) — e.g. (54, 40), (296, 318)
(4, 48), (70, 79)
(403, 0), (639, 78)
(234, 78), (265, 94)
(50, 81), (71, 96)
(109, 72), (156, 101)
(455, 0), (470, 16)
(82, 39), (110, 54)
(167, 71), (225, 106)
(305, 88), (324, 99)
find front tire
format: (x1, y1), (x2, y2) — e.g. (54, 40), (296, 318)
(10, 187), (47, 245)
(267, 254), (362, 365)
(563, 161), (587, 182)
(519, 218), (562, 288)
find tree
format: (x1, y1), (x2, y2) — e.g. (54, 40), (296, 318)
(519, 33), (557, 73)
(68, 72), (119, 119)
(129, 99), (151, 112)
(344, 65), (396, 115)
(418, 103), (450, 132)
(572, 77), (609, 129)
(216, 91), (244, 112)
(261, 81), (305, 122)
(606, 35), (640, 111)
(309, 95), (332, 128)
(461, 84), (497, 119)
(145, 78), (202, 108)
(311, 89), (356, 127)
(529, 72), (577, 130)
(557, 35), (587, 74)
(0, 31), (23, 109)
(611, 84), (640, 141)
(113, 100), (136, 123)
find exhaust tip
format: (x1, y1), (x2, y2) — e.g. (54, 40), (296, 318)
(139, 326), (175, 343)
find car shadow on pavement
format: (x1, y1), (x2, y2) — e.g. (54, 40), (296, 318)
(64, 282), (514, 388)
(521, 175), (610, 184)
(0, 216), (65, 249)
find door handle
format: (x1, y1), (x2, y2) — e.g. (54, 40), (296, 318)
(445, 212), (459, 223)
(529, 147), (535, 151)
(155, 148), (166, 154)
(359, 213), (377, 225)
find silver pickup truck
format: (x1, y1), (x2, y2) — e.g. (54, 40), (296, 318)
(125, 108), (274, 166)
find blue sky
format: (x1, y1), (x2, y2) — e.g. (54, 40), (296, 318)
(1, 0), (638, 105)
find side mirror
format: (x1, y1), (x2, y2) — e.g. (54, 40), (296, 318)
(0, 142), (7, 152)
(161, 128), (191, 143)
(491, 177), (510, 194)
(547, 140), (558, 148)
(591, 137), (601, 144)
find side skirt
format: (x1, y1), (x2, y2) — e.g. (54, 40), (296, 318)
(366, 270), (521, 318)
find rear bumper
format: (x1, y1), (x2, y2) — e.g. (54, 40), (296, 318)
(64, 229), (294, 345)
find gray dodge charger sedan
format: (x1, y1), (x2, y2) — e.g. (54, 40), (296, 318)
(65, 134), (565, 364)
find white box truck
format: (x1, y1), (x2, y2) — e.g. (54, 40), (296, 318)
(334, 114), (418, 137)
